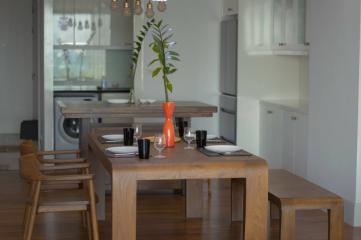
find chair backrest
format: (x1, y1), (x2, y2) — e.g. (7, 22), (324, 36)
(20, 154), (42, 181)
(20, 140), (38, 156)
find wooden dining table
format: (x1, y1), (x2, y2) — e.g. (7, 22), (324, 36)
(59, 101), (218, 157)
(88, 129), (269, 240)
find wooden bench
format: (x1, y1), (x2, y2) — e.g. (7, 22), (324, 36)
(269, 170), (344, 240)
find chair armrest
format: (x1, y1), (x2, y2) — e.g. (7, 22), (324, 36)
(40, 158), (86, 164)
(37, 149), (81, 156)
(42, 174), (93, 181)
(40, 163), (90, 171)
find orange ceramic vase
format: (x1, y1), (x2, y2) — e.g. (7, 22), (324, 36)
(163, 102), (175, 148)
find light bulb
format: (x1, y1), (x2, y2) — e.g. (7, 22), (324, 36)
(123, 0), (132, 17)
(111, 0), (120, 10)
(157, 0), (167, 12)
(145, 1), (154, 18)
(135, 0), (143, 15)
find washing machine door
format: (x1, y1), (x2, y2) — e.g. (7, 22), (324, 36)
(58, 116), (80, 144)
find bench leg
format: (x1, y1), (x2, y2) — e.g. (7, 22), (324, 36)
(280, 207), (295, 240)
(328, 204), (344, 240)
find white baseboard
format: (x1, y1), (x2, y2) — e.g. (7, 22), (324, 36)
(353, 201), (361, 226)
(344, 199), (361, 227)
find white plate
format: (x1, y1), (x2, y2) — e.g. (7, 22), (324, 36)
(139, 99), (157, 104)
(204, 145), (242, 154)
(107, 99), (129, 104)
(207, 134), (218, 140)
(102, 134), (124, 141)
(106, 146), (138, 154)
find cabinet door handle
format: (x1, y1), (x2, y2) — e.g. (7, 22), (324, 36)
(267, 110), (273, 114)
(227, 8), (233, 11)
(304, 42), (310, 46)
(278, 43), (286, 47)
(291, 116), (297, 120)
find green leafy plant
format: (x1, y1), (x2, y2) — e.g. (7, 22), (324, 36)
(130, 18), (155, 81)
(148, 20), (180, 102)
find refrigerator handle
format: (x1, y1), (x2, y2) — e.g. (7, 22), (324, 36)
(220, 107), (236, 115)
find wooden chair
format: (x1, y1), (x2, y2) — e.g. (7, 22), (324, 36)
(20, 154), (99, 240)
(20, 140), (91, 189)
(269, 170), (344, 240)
(20, 140), (85, 164)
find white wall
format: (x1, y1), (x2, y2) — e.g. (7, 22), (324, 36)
(135, 0), (222, 134)
(0, 0), (33, 134)
(308, 0), (361, 225)
(236, 0), (308, 154)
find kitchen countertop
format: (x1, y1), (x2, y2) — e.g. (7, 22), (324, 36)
(53, 85), (131, 93)
(260, 99), (309, 114)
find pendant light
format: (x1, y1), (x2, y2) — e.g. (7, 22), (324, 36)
(145, 0), (155, 18)
(123, 0), (131, 17)
(111, 0), (120, 10)
(157, 0), (167, 12)
(134, 0), (143, 15)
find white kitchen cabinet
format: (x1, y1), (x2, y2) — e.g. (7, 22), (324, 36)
(282, 111), (308, 177)
(260, 102), (308, 177)
(259, 104), (284, 169)
(223, 0), (239, 16)
(246, 0), (308, 55)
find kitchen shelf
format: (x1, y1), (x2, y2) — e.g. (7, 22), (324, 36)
(53, 45), (132, 51)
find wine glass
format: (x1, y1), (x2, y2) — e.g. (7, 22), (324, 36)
(154, 133), (166, 158)
(184, 127), (195, 150)
(133, 123), (142, 145)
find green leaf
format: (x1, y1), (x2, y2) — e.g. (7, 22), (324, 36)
(148, 58), (159, 67)
(152, 67), (162, 78)
(161, 24), (169, 31)
(169, 56), (180, 61)
(168, 68), (177, 74)
(151, 44), (160, 53)
(163, 34), (174, 42)
(167, 81), (173, 92)
(167, 51), (179, 56)
(137, 36), (144, 42)
(167, 63), (176, 68)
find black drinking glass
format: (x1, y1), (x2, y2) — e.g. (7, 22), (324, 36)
(196, 130), (207, 148)
(138, 139), (150, 159)
(123, 128), (135, 146)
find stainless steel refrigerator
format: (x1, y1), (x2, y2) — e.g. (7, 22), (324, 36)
(220, 15), (238, 144)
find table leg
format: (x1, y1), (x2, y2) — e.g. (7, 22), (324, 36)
(231, 178), (245, 221)
(89, 150), (107, 220)
(112, 173), (137, 240)
(79, 118), (90, 158)
(186, 179), (203, 218)
(328, 204), (344, 240)
(243, 171), (268, 240)
(280, 207), (295, 240)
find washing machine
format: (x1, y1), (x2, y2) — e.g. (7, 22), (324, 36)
(54, 93), (98, 153)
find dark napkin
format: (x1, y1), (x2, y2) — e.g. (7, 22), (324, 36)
(191, 137), (227, 144)
(198, 147), (252, 157)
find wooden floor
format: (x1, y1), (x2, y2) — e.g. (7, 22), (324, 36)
(0, 171), (360, 240)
